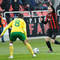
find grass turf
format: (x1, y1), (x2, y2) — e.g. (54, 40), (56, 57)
(0, 38), (60, 60)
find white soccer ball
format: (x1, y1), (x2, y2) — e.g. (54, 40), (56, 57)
(33, 48), (39, 54)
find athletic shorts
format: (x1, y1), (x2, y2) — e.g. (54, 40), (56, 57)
(46, 29), (58, 39)
(10, 32), (26, 42)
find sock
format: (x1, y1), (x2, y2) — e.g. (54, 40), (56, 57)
(25, 42), (34, 55)
(54, 40), (60, 44)
(9, 43), (13, 56)
(46, 41), (53, 51)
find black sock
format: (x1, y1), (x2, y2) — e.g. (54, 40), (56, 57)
(54, 40), (60, 44)
(46, 41), (53, 51)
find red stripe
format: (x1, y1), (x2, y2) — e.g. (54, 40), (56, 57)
(45, 15), (48, 21)
(53, 13), (59, 29)
(54, 13), (57, 19)
(52, 16), (56, 29)
(50, 17), (53, 30)
(55, 14), (59, 30)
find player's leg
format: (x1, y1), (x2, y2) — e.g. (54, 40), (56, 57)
(51, 32), (60, 44)
(9, 32), (17, 58)
(23, 40), (36, 57)
(9, 41), (14, 58)
(45, 37), (53, 52)
(51, 39), (60, 44)
(19, 32), (36, 57)
(45, 29), (53, 52)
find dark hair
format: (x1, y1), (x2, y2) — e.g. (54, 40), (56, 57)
(18, 14), (24, 18)
(47, 3), (55, 13)
(50, 5), (55, 13)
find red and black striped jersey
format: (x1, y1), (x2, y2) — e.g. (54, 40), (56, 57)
(42, 13), (59, 31)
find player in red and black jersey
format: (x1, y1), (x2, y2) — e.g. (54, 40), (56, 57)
(41, 5), (60, 52)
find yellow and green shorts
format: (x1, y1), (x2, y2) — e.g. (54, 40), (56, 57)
(10, 32), (26, 41)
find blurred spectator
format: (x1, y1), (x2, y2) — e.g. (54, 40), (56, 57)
(10, 0), (23, 11)
(0, 0), (3, 5)
(22, 0), (37, 11)
(35, 0), (43, 4)
(0, 12), (4, 42)
(21, 0), (29, 6)
(28, 0), (38, 10)
(21, 0), (31, 11)
(19, 0), (23, 4)
(1, 0), (10, 11)
(42, 3), (48, 10)
(19, 5), (24, 11)
(24, 3), (31, 11)
(34, 0), (48, 10)
(0, 0), (5, 12)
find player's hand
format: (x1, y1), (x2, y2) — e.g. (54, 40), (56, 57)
(40, 17), (43, 22)
(0, 35), (2, 38)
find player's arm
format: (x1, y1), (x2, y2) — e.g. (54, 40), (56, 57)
(23, 21), (27, 40)
(40, 15), (48, 24)
(42, 20), (48, 24)
(42, 17), (48, 24)
(1, 21), (13, 36)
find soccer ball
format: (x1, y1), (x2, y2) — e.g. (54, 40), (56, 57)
(33, 48), (39, 54)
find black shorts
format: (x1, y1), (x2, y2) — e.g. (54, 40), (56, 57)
(46, 29), (58, 39)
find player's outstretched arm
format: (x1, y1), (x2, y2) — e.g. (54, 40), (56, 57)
(1, 21), (12, 36)
(23, 21), (27, 40)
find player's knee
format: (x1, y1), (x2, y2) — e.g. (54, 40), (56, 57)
(45, 37), (49, 42)
(23, 40), (27, 45)
(51, 39), (55, 44)
(24, 40), (29, 45)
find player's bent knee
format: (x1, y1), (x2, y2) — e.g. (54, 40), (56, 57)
(23, 40), (28, 45)
(51, 39), (55, 44)
(45, 37), (49, 41)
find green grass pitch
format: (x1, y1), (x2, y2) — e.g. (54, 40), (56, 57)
(0, 38), (60, 60)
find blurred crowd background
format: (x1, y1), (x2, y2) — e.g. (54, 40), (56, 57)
(0, 0), (54, 11)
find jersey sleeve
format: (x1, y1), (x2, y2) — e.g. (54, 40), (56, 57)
(1, 21), (13, 36)
(22, 20), (27, 39)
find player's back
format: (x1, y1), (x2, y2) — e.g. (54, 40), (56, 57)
(11, 18), (25, 33)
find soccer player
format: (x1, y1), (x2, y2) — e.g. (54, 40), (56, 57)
(0, 14), (36, 58)
(40, 5), (60, 52)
